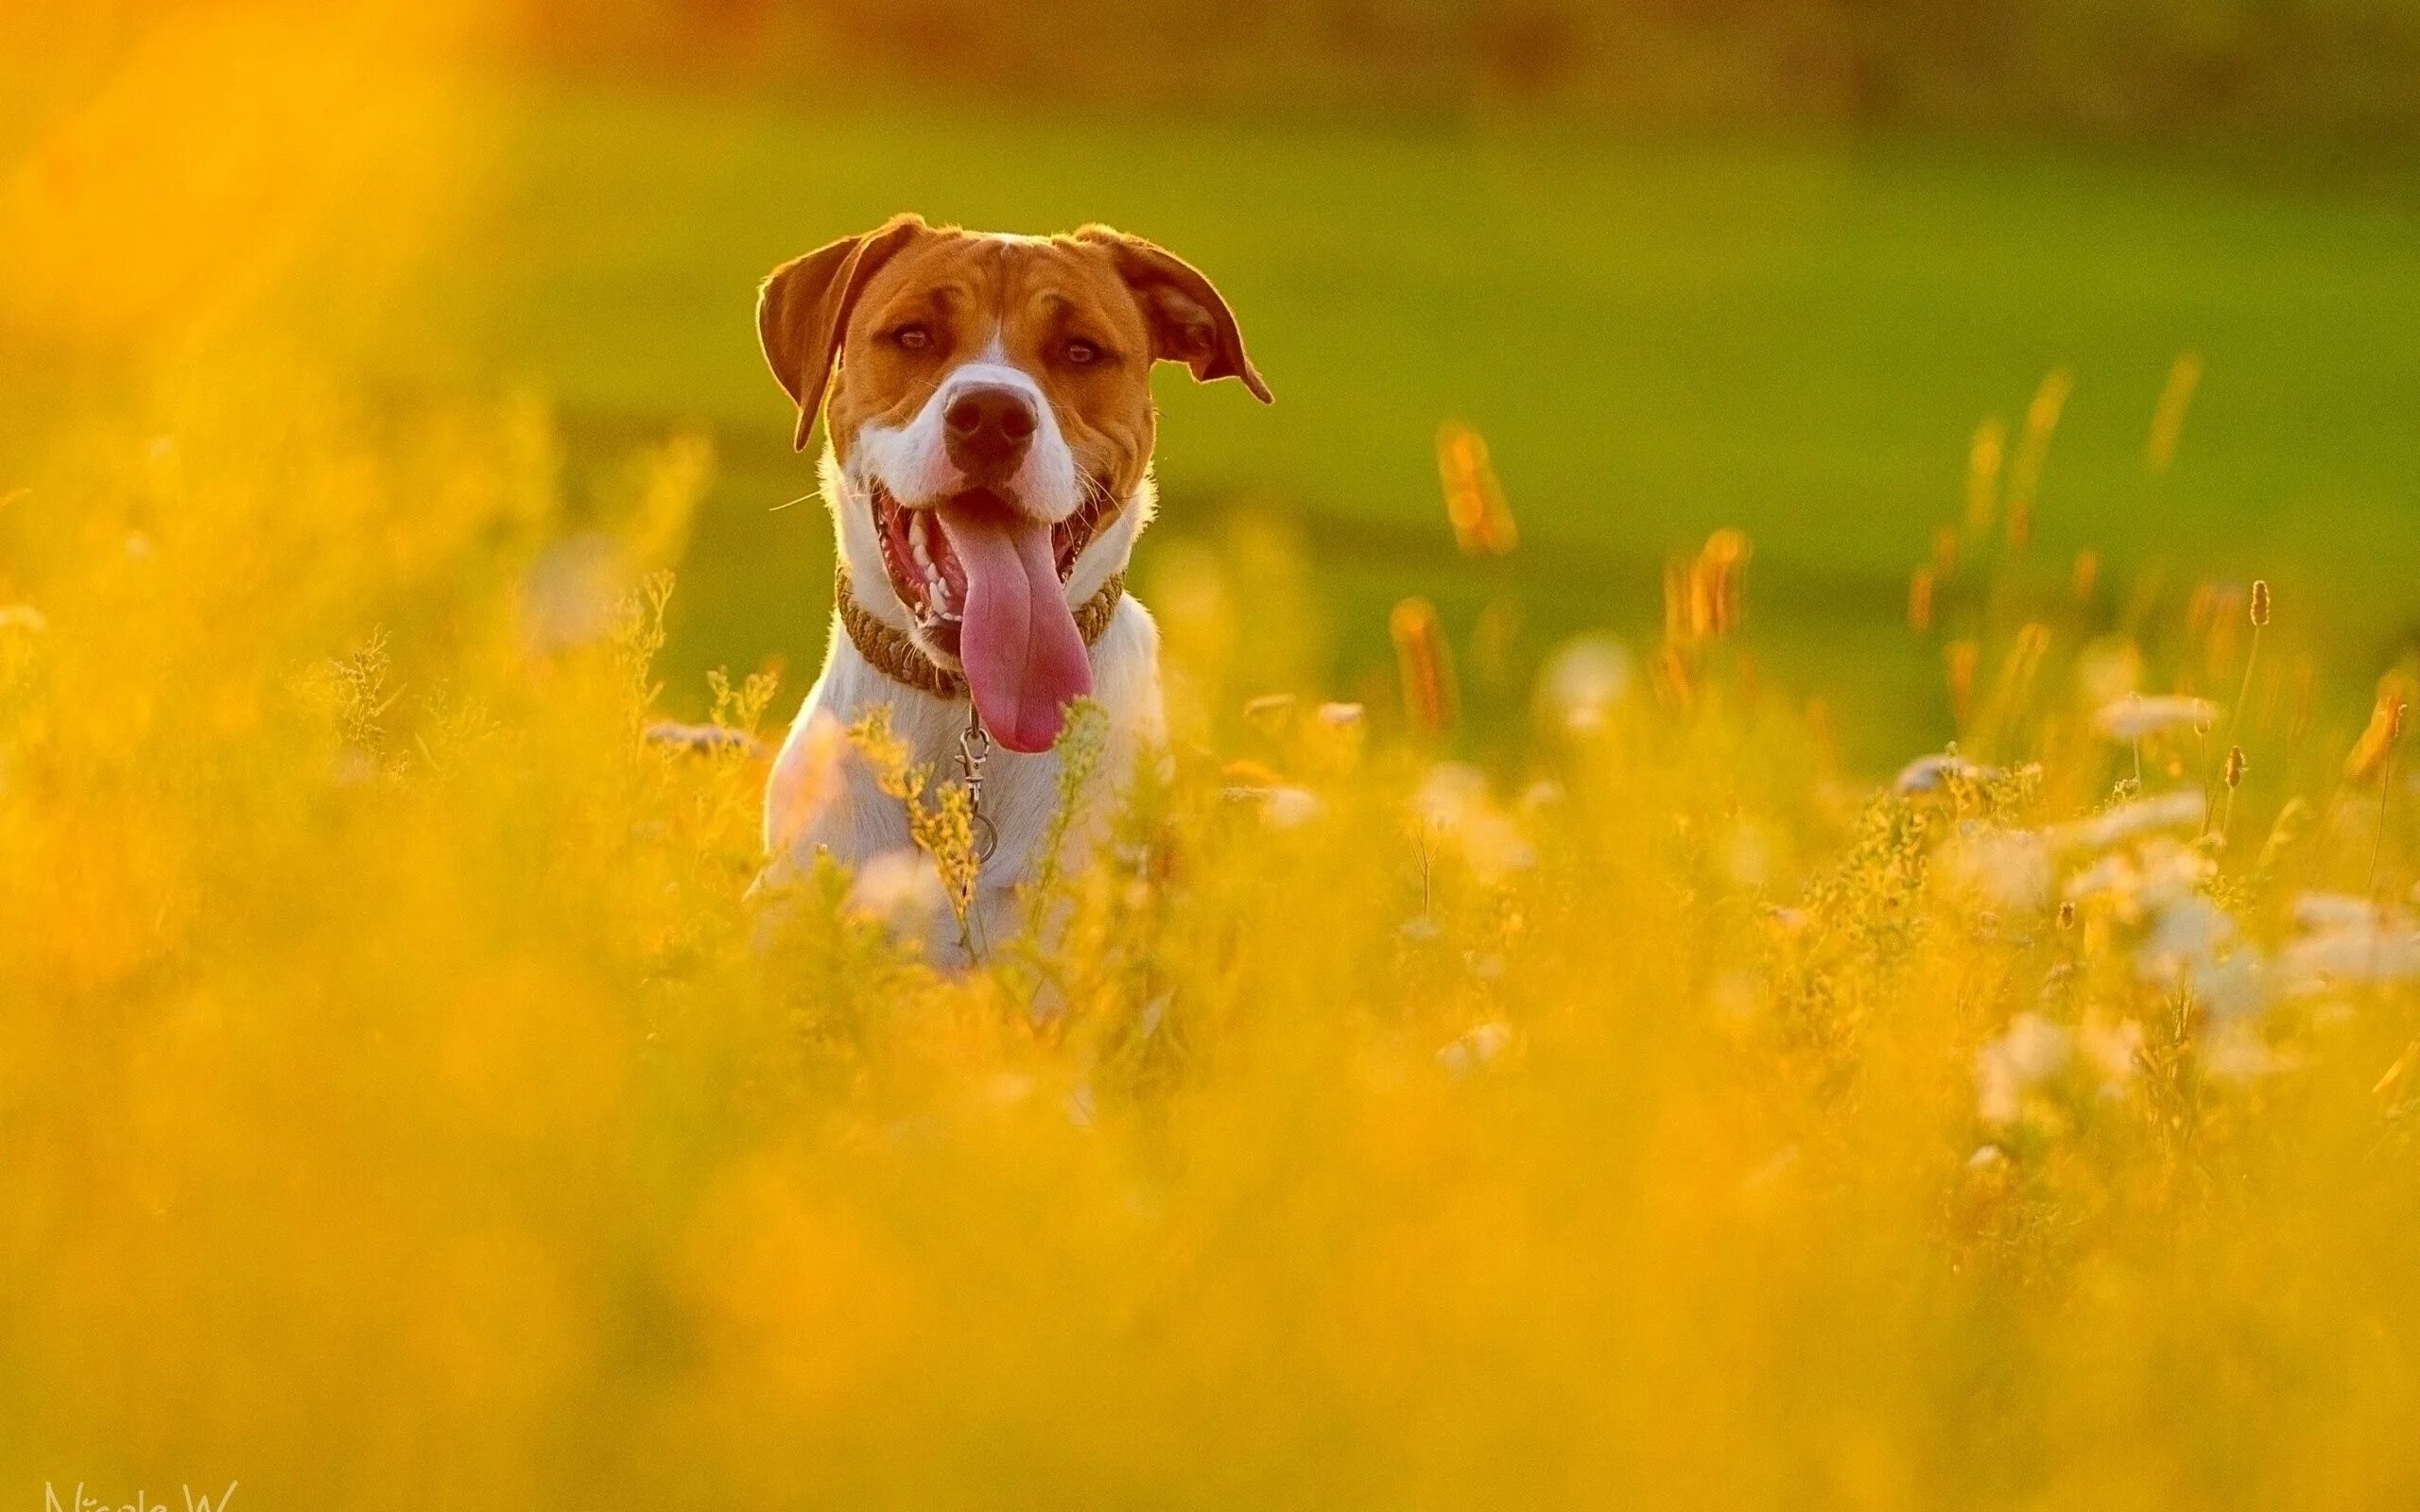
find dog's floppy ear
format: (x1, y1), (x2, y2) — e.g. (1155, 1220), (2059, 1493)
(758, 213), (929, 451)
(1076, 226), (1270, 404)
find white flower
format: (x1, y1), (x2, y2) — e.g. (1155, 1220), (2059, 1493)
(2274, 886), (2420, 995)
(1977, 1013), (2073, 1126)
(2291, 891), (2397, 934)
(1894, 752), (1988, 794)
(2076, 639), (2145, 710)
(2095, 694), (2219, 741)
(847, 849), (947, 937)
(1536, 635), (1633, 735)
(1225, 783), (1324, 829)
(1437, 1021), (1515, 1076)
(518, 533), (624, 654)
(2049, 791), (2206, 852)
(2202, 1022), (2297, 1082)
(1517, 780), (1565, 816)
(2182, 944), (2269, 1021)
(2141, 894), (2237, 969)
(1947, 824), (2054, 909)
(2064, 839), (2210, 918)
(2277, 922), (2420, 990)
(1314, 701), (1365, 730)
(1413, 763), (1535, 883)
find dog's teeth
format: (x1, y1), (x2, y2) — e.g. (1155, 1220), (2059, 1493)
(909, 513), (932, 567)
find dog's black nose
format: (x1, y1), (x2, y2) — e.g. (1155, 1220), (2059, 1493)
(943, 385), (1038, 479)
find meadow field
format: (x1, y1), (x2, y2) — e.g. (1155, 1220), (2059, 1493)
(6, 11), (2420, 1508)
(365, 82), (2420, 759)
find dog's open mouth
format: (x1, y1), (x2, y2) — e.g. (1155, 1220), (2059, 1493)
(870, 480), (1117, 752)
(872, 481), (1115, 656)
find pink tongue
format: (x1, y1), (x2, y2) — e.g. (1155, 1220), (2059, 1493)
(937, 494), (1093, 754)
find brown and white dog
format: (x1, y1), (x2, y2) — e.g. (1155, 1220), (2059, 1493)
(753, 215), (1268, 951)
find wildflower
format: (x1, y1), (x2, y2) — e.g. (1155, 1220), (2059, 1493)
(2250, 579), (2272, 628)
(1893, 751), (1990, 794)
(847, 849), (948, 938)
(1241, 693), (1297, 730)
(764, 712), (850, 856)
(2136, 895), (2265, 1019)
(1437, 1021), (1515, 1076)
(1301, 701), (1367, 774)
(1947, 824), (2054, 910)
(1977, 1013), (2072, 1126)
(2095, 695), (2218, 742)
(1224, 783), (1322, 830)
(644, 721), (765, 758)
(2063, 834), (2212, 916)
(1413, 763), (1534, 883)
(2048, 791), (2206, 852)
(2076, 638), (2144, 711)
(2277, 917), (2420, 991)
(2291, 892), (2390, 933)
(2142, 892), (2235, 961)
(1535, 635), (1633, 736)
(2203, 1023), (2296, 1082)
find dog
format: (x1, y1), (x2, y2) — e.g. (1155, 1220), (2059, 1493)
(752, 215), (1269, 955)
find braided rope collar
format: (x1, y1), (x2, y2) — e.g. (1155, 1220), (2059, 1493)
(834, 563), (1126, 701)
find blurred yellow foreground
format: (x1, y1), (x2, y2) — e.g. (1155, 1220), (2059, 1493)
(6, 5), (2420, 1507)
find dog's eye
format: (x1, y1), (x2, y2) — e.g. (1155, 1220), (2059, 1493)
(891, 324), (932, 352)
(1063, 338), (1102, 367)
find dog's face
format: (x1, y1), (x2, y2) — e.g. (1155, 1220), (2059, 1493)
(758, 215), (1268, 751)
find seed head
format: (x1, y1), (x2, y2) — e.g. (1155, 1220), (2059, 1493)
(2346, 684), (2411, 782)
(2071, 550), (2100, 601)
(2224, 746), (2246, 790)
(2250, 580), (2271, 628)
(1390, 596), (1459, 738)
(1436, 421), (1518, 557)
(1908, 566), (1936, 632)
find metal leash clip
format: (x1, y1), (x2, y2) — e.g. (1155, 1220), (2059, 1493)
(956, 712), (998, 864)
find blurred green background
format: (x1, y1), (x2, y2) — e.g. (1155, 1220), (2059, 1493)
(16, 0), (2420, 766)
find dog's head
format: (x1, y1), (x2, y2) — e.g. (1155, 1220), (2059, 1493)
(758, 215), (1268, 751)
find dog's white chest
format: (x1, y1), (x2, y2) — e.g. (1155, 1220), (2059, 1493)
(760, 594), (1166, 945)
